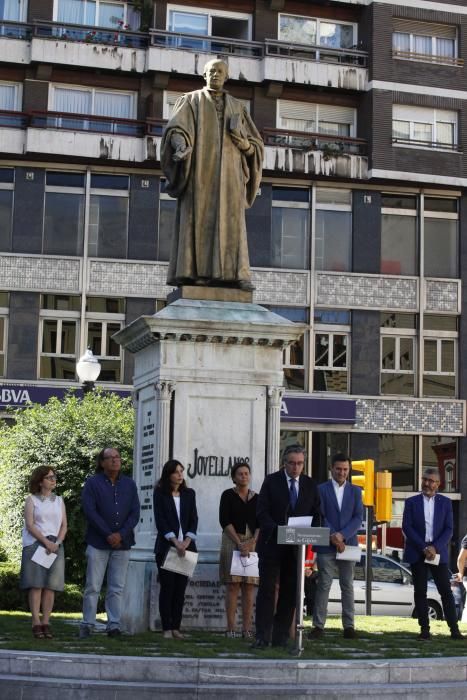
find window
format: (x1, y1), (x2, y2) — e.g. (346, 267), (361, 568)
(381, 194), (417, 276)
(0, 291), (8, 377)
(380, 313), (416, 396)
(424, 197), (458, 278)
(168, 5), (251, 42)
(392, 105), (457, 150)
(423, 315), (457, 398)
(272, 187), (310, 269)
(393, 19), (457, 65)
(0, 0), (27, 21)
(54, 0), (140, 30)
(88, 174), (129, 258)
(279, 14), (355, 49)
(315, 188), (352, 272)
(313, 309), (350, 393)
(278, 100), (355, 138)
(86, 297), (124, 382)
(43, 171), (85, 256)
(50, 84), (137, 133)
(0, 168), (14, 252)
(0, 82), (21, 111)
(379, 434), (415, 491)
(422, 436), (457, 493)
(39, 295), (80, 380)
(269, 306), (308, 391)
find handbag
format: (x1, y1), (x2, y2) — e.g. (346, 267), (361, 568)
(230, 550), (259, 578)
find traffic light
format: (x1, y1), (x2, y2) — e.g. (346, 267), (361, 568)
(351, 459), (375, 507)
(375, 470), (392, 522)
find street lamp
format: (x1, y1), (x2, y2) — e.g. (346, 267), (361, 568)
(76, 349), (101, 394)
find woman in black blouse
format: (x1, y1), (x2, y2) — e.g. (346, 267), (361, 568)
(219, 461), (259, 638)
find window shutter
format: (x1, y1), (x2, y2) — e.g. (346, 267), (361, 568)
(393, 19), (456, 40)
(318, 105), (355, 125)
(279, 100), (317, 121)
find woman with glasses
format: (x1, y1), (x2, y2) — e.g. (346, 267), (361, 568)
(20, 465), (67, 639)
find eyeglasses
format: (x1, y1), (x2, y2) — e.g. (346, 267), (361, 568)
(44, 474), (57, 481)
(286, 461), (305, 467)
(422, 477), (439, 485)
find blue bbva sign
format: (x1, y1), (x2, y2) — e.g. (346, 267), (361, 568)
(281, 395), (356, 424)
(0, 385), (131, 409)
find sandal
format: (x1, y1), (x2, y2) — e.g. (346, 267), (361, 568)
(32, 625), (45, 639)
(42, 624), (53, 639)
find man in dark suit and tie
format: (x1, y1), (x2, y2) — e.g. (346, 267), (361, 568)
(308, 453), (363, 640)
(253, 444), (321, 648)
(402, 466), (462, 640)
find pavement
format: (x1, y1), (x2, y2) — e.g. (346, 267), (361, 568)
(2, 649), (467, 699)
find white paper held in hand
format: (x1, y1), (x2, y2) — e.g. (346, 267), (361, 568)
(335, 546), (362, 562)
(162, 547), (198, 577)
(31, 546), (58, 569)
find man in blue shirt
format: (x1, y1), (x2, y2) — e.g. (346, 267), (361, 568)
(79, 447), (140, 638)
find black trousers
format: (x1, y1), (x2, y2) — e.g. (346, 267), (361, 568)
(255, 546), (297, 644)
(410, 559), (458, 631)
(156, 554), (189, 632)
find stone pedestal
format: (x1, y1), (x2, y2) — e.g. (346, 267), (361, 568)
(115, 297), (305, 632)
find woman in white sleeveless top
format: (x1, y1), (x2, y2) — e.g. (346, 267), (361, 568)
(20, 465), (67, 639)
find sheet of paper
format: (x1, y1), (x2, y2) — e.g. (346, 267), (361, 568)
(31, 546), (58, 569)
(336, 546), (362, 562)
(425, 553), (440, 566)
(287, 516), (313, 527)
(162, 548), (198, 577)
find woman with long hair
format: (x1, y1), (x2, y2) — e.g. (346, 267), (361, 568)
(19, 465), (67, 639)
(219, 461), (259, 638)
(153, 459), (198, 639)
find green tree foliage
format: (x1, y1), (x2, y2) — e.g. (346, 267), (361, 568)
(0, 390), (134, 584)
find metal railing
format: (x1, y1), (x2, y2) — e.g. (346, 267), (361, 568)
(150, 29), (263, 58)
(32, 20), (148, 49)
(30, 111), (146, 137)
(263, 127), (367, 156)
(265, 38), (368, 67)
(146, 118), (167, 136)
(0, 110), (28, 128)
(392, 136), (461, 152)
(392, 49), (463, 67)
(0, 20), (31, 39)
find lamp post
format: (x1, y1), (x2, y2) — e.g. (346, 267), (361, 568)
(76, 349), (101, 394)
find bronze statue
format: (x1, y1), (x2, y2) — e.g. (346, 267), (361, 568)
(161, 59), (264, 291)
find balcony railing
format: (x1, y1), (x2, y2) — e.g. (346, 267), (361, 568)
(0, 20), (31, 39)
(263, 128), (367, 156)
(150, 29), (263, 58)
(32, 20), (148, 49)
(30, 111), (146, 137)
(265, 39), (367, 67)
(393, 49), (464, 67)
(0, 110), (28, 128)
(146, 118), (167, 136)
(392, 136), (461, 152)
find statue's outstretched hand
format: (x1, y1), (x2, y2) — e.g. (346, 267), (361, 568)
(171, 132), (192, 161)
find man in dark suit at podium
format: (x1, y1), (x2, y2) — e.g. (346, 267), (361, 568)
(253, 445), (321, 648)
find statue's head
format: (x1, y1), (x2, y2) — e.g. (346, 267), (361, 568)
(203, 59), (229, 91)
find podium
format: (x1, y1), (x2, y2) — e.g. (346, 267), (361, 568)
(277, 526), (330, 656)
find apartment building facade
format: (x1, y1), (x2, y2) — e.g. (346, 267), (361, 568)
(0, 0), (466, 543)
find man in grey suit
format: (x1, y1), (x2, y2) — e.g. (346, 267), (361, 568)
(308, 453), (363, 640)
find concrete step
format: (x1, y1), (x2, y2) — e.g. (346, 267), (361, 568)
(1, 650), (467, 699)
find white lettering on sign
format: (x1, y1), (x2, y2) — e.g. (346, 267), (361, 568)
(280, 400), (288, 415)
(0, 388), (31, 404)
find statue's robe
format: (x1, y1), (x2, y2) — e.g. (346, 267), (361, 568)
(161, 88), (264, 286)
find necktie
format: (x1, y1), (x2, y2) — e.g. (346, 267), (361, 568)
(289, 478), (298, 510)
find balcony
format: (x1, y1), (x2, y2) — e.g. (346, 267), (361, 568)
(0, 20), (30, 64)
(393, 49), (464, 67)
(392, 136), (462, 153)
(30, 20), (147, 72)
(0, 110), (28, 154)
(148, 30), (368, 90)
(262, 128), (368, 179)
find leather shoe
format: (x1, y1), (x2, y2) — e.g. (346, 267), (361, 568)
(343, 627), (357, 639)
(107, 628), (121, 638)
(271, 639), (288, 649)
(307, 627), (324, 640)
(451, 629), (464, 640)
(418, 629), (431, 641)
(251, 639), (269, 649)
